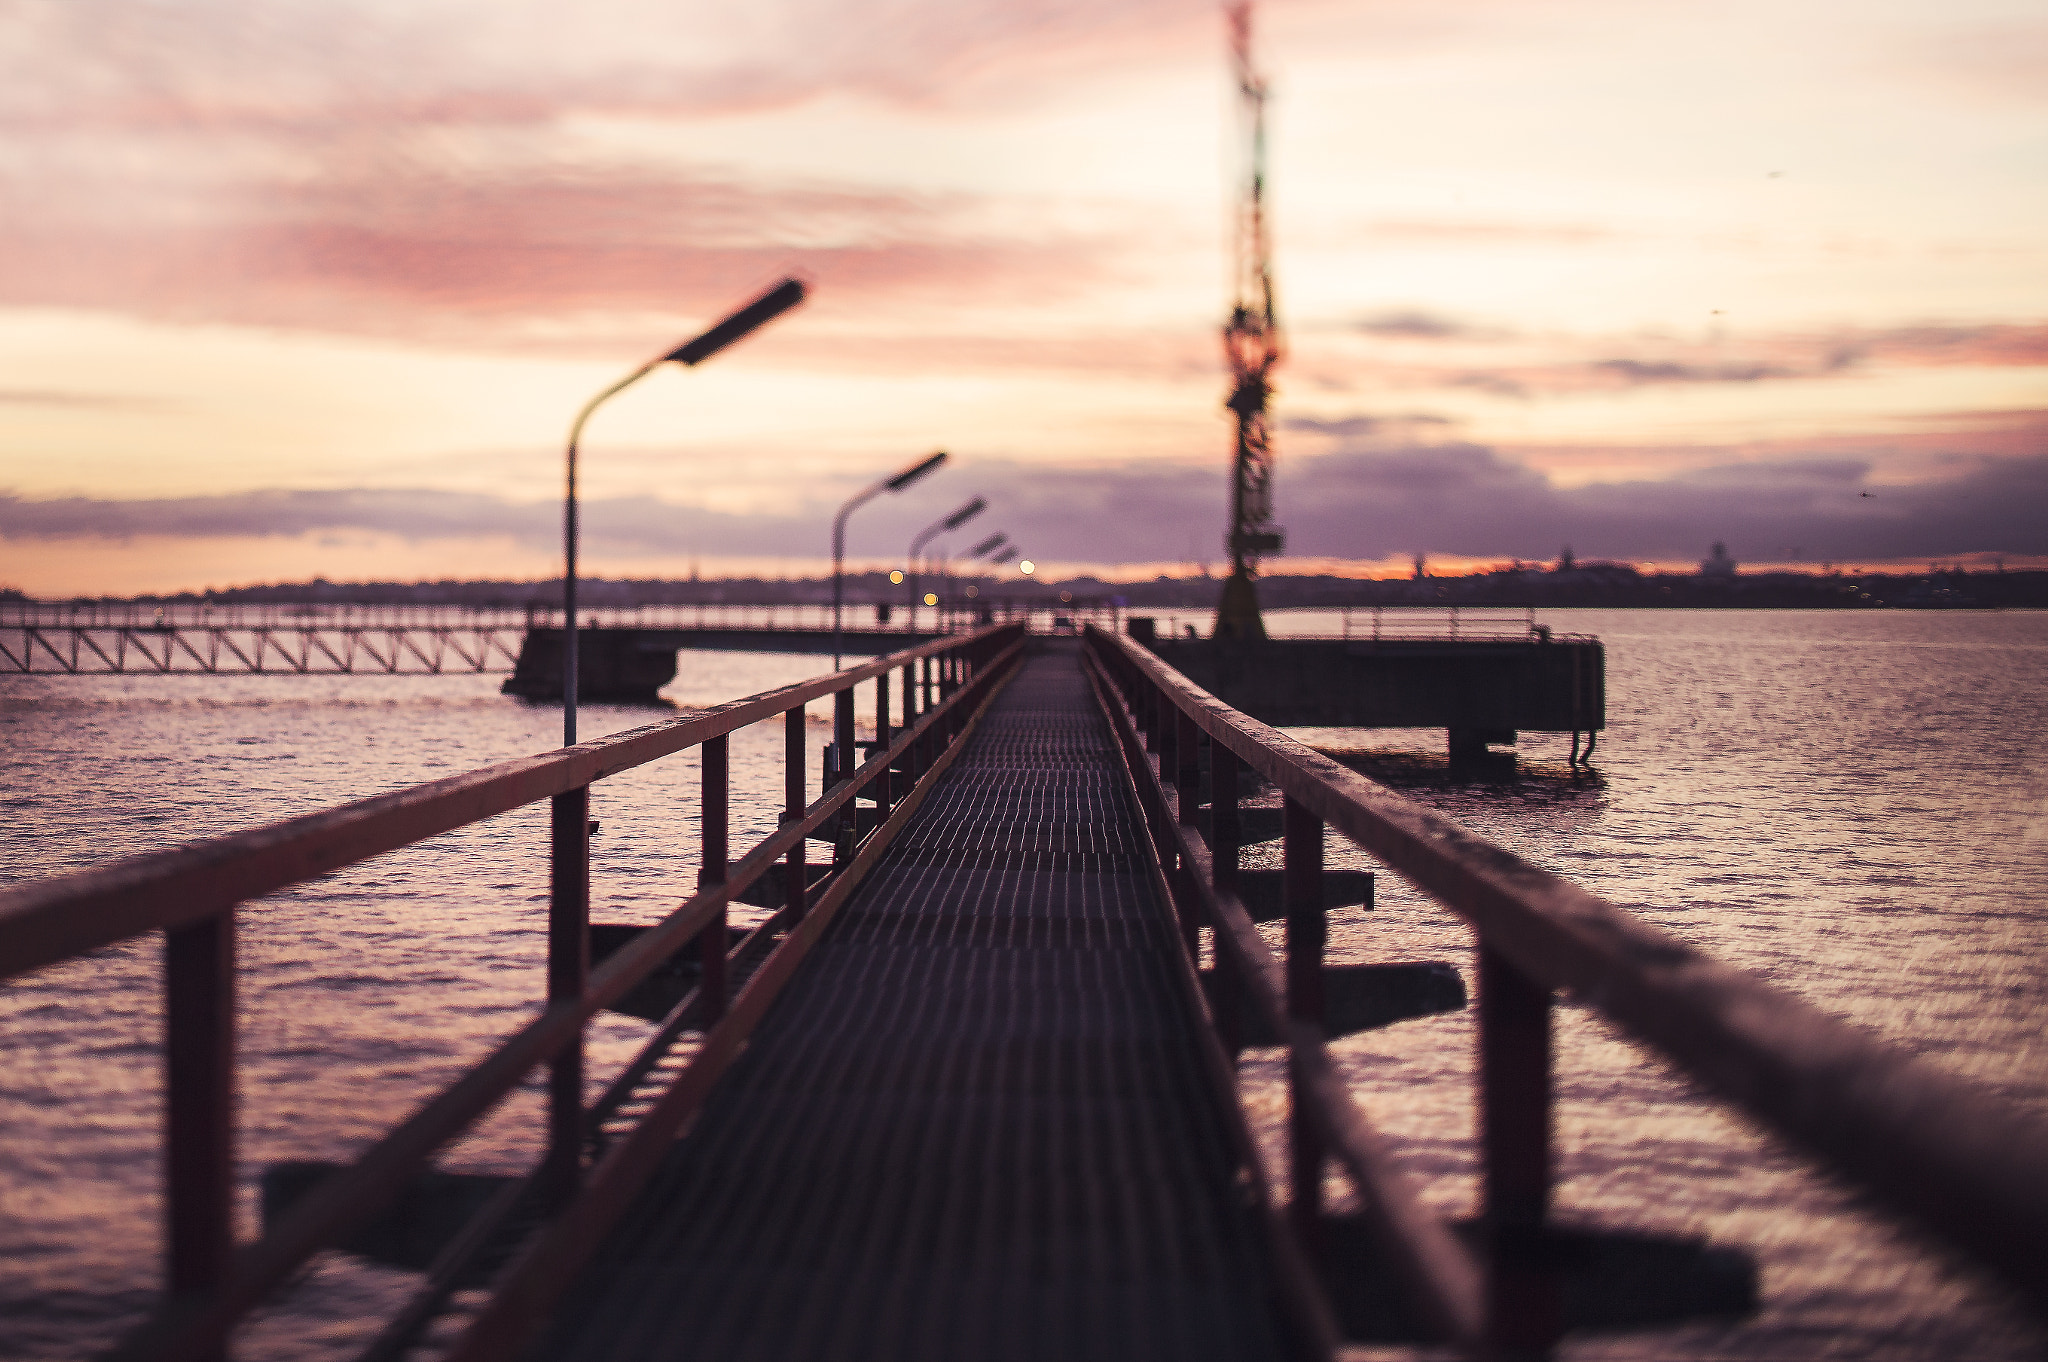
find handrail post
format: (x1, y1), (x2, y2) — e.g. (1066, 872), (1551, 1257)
(165, 907), (234, 1358)
(1171, 709), (1202, 959)
(834, 684), (857, 863)
(785, 705), (808, 920)
(1135, 670), (1176, 874)
(545, 786), (590, 1200)
(875, 671), (893, 815)
(1479, 942), (1561, 1354)
(697, 736), (729, 1021)
(1209, 738), (1244, 1062)
(1283, 796), (1326, 1236)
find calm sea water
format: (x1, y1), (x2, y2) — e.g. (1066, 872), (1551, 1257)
(1, 610), (2044, 1359)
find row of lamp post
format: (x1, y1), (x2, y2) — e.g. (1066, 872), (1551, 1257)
(891, 531), (1035, 628)
(554, 275), (1038, 744)
(905, 497), (986, 633)
(830, 452), (949, 670)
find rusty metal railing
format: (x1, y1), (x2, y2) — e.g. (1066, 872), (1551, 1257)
(0, 622), (1026, 1361)
(1080, 624), (2048, 1354)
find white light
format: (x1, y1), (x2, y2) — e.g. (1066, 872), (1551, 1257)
(1019, 560), (1036, 575)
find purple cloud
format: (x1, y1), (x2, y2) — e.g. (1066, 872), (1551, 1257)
(8, 441), (2044, 567)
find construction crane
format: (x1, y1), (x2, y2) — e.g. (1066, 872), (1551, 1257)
(1214, 0), (1285, 641)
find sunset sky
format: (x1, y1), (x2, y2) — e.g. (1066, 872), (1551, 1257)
(2, 0), (2044, 596)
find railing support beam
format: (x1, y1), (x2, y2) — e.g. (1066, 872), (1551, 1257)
(1283, 796), (1326, 1232)
(1479, 942), (1560, 1354)
(833, 686), (856, 863)
(165, 906), (235, 1354)
(875, 671), (893, 814)
(785, 705), (808, 919)
(697, 736), (729, 1021)
(545, 786), (590, 1199)
(1209, 738), (1244, 1061)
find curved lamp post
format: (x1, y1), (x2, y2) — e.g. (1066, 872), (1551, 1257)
(559, 277), (806, 745)
(905, 496), (987, 632)
(834, 451), (948, 669)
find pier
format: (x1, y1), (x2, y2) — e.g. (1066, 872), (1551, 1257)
(1132, 608), (1603, 762)
(1, 626), (2044, 1359)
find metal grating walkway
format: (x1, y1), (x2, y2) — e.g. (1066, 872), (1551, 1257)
(538, 642), (1291, 1362)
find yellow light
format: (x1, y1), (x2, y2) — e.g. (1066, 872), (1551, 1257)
(923, 593), (938, 606)
(889, 569), (904, 584)
(1019, 560), (1035, 575)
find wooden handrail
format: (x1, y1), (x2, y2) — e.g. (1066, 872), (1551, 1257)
(1085, 624), (2048, 1314)
(0, 627), (1011, 982)
(1078, 639), (1485, 1347)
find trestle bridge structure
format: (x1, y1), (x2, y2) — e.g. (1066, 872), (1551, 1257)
(0, 628), (2042, 1360)
(0, 600), (1116, 679)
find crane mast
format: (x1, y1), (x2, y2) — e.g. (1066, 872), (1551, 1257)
(1215, 1), (1284, 641)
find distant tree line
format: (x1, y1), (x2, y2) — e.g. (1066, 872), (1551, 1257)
(32, 566), (2048, 610)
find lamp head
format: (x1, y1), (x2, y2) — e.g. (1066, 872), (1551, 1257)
(887, 450), (948, 492)
(969, 532), (1008, 558)
(942, 496), (988, 531)
(666, 277), (807, 366)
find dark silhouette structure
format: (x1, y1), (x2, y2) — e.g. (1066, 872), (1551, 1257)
(1216, 2), (1285, 641)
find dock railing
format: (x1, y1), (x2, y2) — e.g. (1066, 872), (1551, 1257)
(1081, 624), (2048, 1353)
(1338, 604), (1541, 642)
(0, 622), (1026, 1362)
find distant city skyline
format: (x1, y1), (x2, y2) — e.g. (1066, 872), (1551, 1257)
(2, 0), (2044, 597)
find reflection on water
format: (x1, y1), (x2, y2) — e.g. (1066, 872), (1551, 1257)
(1259, 609), (2048, 1361)
(3, 616), (2047, 1359)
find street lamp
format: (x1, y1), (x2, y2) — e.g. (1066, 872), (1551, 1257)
(834, 451), (948, 668)
(559, 276), (805, 745)
(905, 496), (987, 632)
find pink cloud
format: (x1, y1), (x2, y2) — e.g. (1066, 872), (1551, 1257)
(0, 158), (1126, 348)
(3, 0), (1233, 349)
(2, 0), (1229, 137)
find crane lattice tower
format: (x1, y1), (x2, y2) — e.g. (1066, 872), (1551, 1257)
(1214, 0), (1285, 641)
